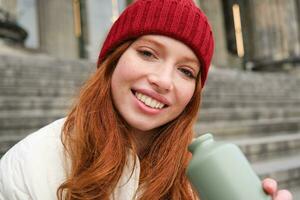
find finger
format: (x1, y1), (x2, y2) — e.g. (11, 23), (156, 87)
(262, 178), (278, 195)
(274, 189), (293, 200)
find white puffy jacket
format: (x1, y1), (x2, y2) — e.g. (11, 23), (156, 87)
(0, 118), (140, 200)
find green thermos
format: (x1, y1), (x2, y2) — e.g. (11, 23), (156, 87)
(187, 133), (271, 200)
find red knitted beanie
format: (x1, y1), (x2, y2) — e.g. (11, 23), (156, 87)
(98, 0), (214, 88)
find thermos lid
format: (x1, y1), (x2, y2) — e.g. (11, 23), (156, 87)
(188, 133), (214, 154)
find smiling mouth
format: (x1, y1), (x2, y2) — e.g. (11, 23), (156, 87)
(131, 90), (167, 109)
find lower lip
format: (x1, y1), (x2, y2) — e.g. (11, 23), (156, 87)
(131, 91), (164, 115)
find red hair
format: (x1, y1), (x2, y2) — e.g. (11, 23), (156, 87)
(57, 40), (202, 199)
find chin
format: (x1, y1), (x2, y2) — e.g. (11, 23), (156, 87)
(128, 121), (162, 133)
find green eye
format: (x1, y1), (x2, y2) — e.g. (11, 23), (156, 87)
(179, 68), (196, 79)
(138, 50), (154, 58)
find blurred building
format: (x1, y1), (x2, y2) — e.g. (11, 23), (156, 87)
(206, 0), (300, 71)
(0, 0), (299, 70)
(0, 0), (27, 45)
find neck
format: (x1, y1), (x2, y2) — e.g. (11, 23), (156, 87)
(129, 128), (157, 159)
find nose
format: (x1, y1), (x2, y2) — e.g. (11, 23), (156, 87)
(147, 66), (174, 93)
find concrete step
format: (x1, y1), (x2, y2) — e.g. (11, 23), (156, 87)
(199, 107), (300, 122)
(252, 153), (300, 191)
(206, 75), (300, 84)
(195, 117), (300, 137)
(201, 98), (300, 109)
(226, 132), (300, 162)
(207, 67), (300, 84)
(0, 77), (83, 88)
(0, 96), (72, 111)
(0, 68), (89, 81)
(205, 73), (300, 94)
(205, 84), (300, 92)
(0, 86), (77, 97)
(0, 109), (66, 119)
(0, 113), (65, 130)
(0, 72), (89, 88)
(203, 93), (300, 100)
(0, 54), (94, 74)
(205, 83), (300, 94)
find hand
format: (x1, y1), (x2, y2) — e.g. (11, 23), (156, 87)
(262, 178), (293, 200)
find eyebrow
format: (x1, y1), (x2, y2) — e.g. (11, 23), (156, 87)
(180, 56), (200, 66)
(137, 38), (166, 50)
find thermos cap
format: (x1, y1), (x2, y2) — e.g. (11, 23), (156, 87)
(189, 133), (214, 154)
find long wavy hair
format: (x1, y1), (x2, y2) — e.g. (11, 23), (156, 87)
(57, 39), (202, 200)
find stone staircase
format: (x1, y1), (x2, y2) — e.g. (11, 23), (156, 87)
(0, 53), (300, 197)
(0, 53), (95, 156)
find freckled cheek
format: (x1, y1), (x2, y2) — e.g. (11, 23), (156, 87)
(114, 59), (145, 81)
(175, 83), (195, 107)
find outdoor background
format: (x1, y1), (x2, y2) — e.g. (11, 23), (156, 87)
(0, 0), (300, 198)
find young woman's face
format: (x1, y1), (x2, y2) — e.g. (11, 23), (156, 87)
(111, 35), (200, 133)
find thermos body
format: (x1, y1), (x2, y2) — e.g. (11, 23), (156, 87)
(187, 133), (271, 200)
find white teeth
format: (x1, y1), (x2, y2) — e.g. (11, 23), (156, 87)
(158, 103), (164, 109)
(153, 101), (160, 108)
(141, 94), (146, 102)
(135, 92), (165, 109)
(149, 99), (157, 108)
(145, 97), (151, 105)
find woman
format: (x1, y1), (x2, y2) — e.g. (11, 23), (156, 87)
(0, 0), (293, 199)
